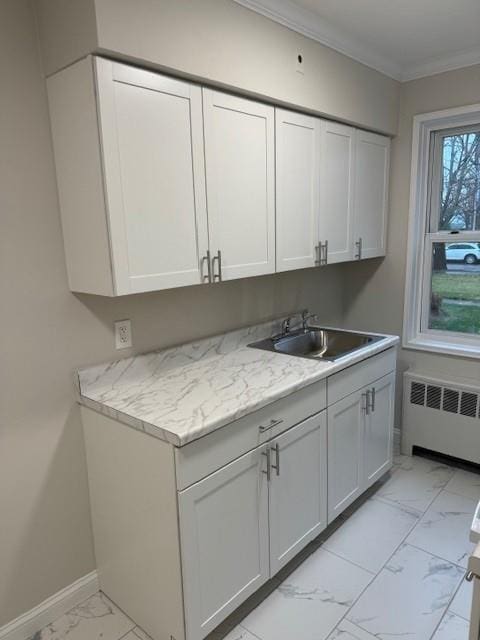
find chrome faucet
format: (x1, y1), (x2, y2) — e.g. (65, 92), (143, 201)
(281, 316), (292, 335)
(281, 309), (317, 336)
(301, 309), (318, 330)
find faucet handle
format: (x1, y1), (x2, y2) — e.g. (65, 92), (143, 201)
(281, 316), (291, 334)
(302, 311), (318, 329)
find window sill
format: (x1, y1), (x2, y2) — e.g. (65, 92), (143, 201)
(403, 335), (480, 360)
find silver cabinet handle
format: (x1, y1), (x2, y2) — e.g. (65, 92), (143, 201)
(212, 250), (222, 282)
(271, 443), (280, 476)
(355, 237), (362, 260)
(316, 242), (329, 266)
(259, 418), (283, 433)
(371, 387), (376, 412)
(262, 447), (271, 482)
(201, 250), (212, 283)
(363, 390), (370, 415)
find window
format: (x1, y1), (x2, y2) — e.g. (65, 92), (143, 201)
(404, 104), (480, 358)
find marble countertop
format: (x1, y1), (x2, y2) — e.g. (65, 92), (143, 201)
(77, 320), (399, 447)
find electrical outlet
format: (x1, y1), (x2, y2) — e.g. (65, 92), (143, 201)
(114, 319), (132, 350)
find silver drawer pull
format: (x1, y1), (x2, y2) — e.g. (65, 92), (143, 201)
(371, 387), (376, 412)
(271, 443), (280, 476)
(259, 418), (283, 433)
(201, 250), (212, 283)
(212, 250), (222, 282)
(355, 237), (362, 260)
(363, 391), (369, 415)
(262, 447), (271, 481)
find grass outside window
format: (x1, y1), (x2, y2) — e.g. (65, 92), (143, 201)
(430, 270), (480, 334)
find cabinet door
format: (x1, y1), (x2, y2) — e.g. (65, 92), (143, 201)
(353, 130), (390, 259)
(178, 446), (269, 640)
(203, 89), (275, 281)
(269, 412), (327, 574)
(96, 58), (209, 294)
(276, 109), (320, 272)
(319, 121), (355, 263)
(364, 372), (395, 487)
(327, 390), (365, 523)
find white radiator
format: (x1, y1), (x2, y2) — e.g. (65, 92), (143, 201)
(402, 371), (480, 465)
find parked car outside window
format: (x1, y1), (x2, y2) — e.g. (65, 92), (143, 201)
(446, 242), (480, 264)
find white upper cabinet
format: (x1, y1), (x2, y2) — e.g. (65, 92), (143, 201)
(353, 130), (390, 260)
(202, 89), (275, 281)
(48, 57), (209, 296)
(97, 60), (209, 294)
(275, 109), (320, 272)
(319, 121), (356, 264)
(48, 56), (391, 296)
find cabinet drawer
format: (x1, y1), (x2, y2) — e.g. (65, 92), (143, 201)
(328, 347), (396, 406)
(175, 379), (327, 490)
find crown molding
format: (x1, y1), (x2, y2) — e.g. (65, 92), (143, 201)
(234, 0), (480, 83)
(401, 47), (480, 81)
(233, 0), (403, 80)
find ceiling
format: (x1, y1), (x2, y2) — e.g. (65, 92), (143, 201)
(234, 0), (480, 81)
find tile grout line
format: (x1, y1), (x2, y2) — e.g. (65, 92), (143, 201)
(116, 627), (138, 640)
(239, 459), (461, 640)
(319, 547), (376, 576)
(321, 463), (464, 640)
(346, 496), (469, 640)
(230, 462), (474, 640)
(406, 540), (471, 571)
(238, 623), (264, 640)
(240, 483), (427, 640)
(326, 495), (425, 638)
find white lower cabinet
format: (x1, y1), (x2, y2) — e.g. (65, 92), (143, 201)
(327, 390), (364, 523)
(269, 412), (327, 573)
(179, 411), (328, 639)
(327, 369), (395, 524)
(178, 447), (270, 639)
(364, 372), (395, 485)
(82, 348), (396, 640)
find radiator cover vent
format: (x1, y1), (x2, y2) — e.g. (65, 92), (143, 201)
(408, 379), (479, 419)
(410, 382), (426, 406)
(426, 385), (442, 410)
(460, 392), (478, 418)
(403, 371), (480, 465)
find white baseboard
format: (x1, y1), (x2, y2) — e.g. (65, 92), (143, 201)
(0, 571), (99, 640)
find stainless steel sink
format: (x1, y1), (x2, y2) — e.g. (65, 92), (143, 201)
(249, 327), (383, 361)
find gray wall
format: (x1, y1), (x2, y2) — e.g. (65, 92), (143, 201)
(6, 0), (478, 629)
(0, 0), (346, 626)
(36, 0), (400, 135)
(342, 64), (480, 425)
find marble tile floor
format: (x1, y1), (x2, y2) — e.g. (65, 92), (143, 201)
(30, 455), (479, 640)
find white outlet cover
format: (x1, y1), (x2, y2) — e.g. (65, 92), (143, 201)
(114, 319), (132, 350)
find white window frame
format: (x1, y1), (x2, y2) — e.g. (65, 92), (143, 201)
(403, 103), (480, 359)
